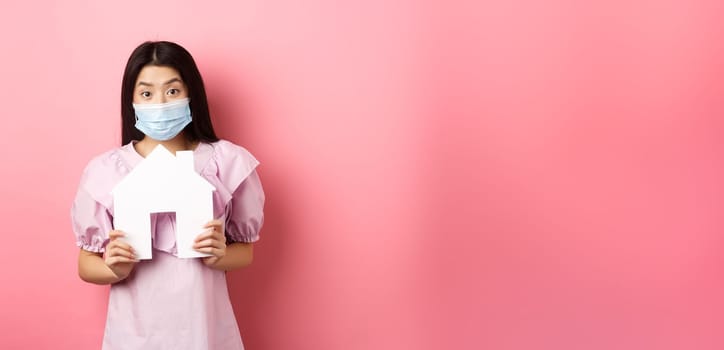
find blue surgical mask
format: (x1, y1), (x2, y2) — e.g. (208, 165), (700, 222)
(133, 98), (192, 141)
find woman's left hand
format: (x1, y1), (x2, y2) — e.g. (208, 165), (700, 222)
(194, 219), (227, 267)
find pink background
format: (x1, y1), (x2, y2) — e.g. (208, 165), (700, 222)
(1, 1), (723, 349)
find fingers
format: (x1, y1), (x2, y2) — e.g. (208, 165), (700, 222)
(105, 230), (137, 264)
(106, 255), (138, 266)
(195, 229), (226, 243)
(194, 237), (226, 250)
(195, 220), (226, 245)
(194, 224), (226, 257)
(109, 230), (125, 240)
(203, 220), (224, 229)
(106, 244), (136, 259)
(109, 223), (226, 261)
(202, 256), (221, 267)
(194, 230), (226, 253)
(107, 239), (134, 253)
(106, 239), (134, 256)
(107, 230), (134, 250)
(195, 246), (225, 257)
(105, 249), (137, 265)
(194, 229), (215, 242)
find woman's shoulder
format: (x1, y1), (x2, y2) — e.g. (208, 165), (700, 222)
(82, 144), (137, 176)
(77, 145), (134, 207)
(203, 139), (260, 191)
(206, 139), (259, 166)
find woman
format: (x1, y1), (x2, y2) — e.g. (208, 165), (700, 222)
(71, 41), (264, 350)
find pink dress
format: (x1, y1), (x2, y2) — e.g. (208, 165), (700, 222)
(71, 140), (264, 350)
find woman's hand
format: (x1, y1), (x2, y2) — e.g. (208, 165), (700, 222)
(194, 219), (227, 267)
(104, 230), (138, 280)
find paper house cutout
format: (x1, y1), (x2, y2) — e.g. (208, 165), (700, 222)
(111, 144), (216, 259)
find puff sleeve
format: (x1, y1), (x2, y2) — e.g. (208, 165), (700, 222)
(71, 186), (112, 253)
(70, 149), (125, 253)
(224, 169), (265, 243)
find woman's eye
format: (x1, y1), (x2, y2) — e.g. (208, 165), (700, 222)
(167, 88), (180, 96)
(140, 91), (151, 98)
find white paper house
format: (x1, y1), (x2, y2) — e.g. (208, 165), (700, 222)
(111, 144), (216, 259)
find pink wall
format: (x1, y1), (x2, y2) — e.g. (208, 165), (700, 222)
(1, 1), (723, 349)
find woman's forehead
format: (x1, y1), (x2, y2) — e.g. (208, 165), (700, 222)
(136, 65), (183, 86)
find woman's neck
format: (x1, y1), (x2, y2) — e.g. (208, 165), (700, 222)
(135, 133), (198, 157)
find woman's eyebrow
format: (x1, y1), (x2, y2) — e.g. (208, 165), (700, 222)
(163, 77), (182, 86)
(136, 77), (183, 87)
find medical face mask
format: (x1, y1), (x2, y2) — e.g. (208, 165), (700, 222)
(133, 98), (192, 141)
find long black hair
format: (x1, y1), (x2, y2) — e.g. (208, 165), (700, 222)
(120, 41), (219, 145)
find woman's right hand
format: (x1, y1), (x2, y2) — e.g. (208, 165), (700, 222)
(104, 230), (138, 280)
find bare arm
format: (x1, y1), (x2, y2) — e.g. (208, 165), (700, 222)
(206, 242), (254, 271)
(78, 230), (137, 285)
(195, 220), (254, 271)
(78, 250), (123, 284)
